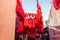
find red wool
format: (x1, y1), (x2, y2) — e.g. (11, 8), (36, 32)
(53, 0), (60, 10)
(16, 0), (44, 38)
(16, 0), (24, 33)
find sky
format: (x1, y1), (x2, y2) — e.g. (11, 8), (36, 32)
(22, 0), (52, 24)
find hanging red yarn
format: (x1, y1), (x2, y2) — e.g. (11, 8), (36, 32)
(53, 0), (60, 10)
(16, 0), (44, 38)
(16, 0), (25, 33)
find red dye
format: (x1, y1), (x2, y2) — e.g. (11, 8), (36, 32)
(16, 0), (44, 38)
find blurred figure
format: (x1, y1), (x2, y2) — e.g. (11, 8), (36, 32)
(48, 0), (60, 40)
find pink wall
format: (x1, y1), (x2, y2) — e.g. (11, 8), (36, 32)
(0, 0), (16, 40)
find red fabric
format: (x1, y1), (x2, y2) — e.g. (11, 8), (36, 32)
(16, 20), (24, 32)
(24, 3), (44, 38)
(53, 0), (60, 10)
(16, 0), (44, 38)
(26, 28), (37, 38)
(37, 4), (44, 33)
(24, 14), (37, 28)
(16, 0), (24, 18)
(16, 0), (24, 33)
